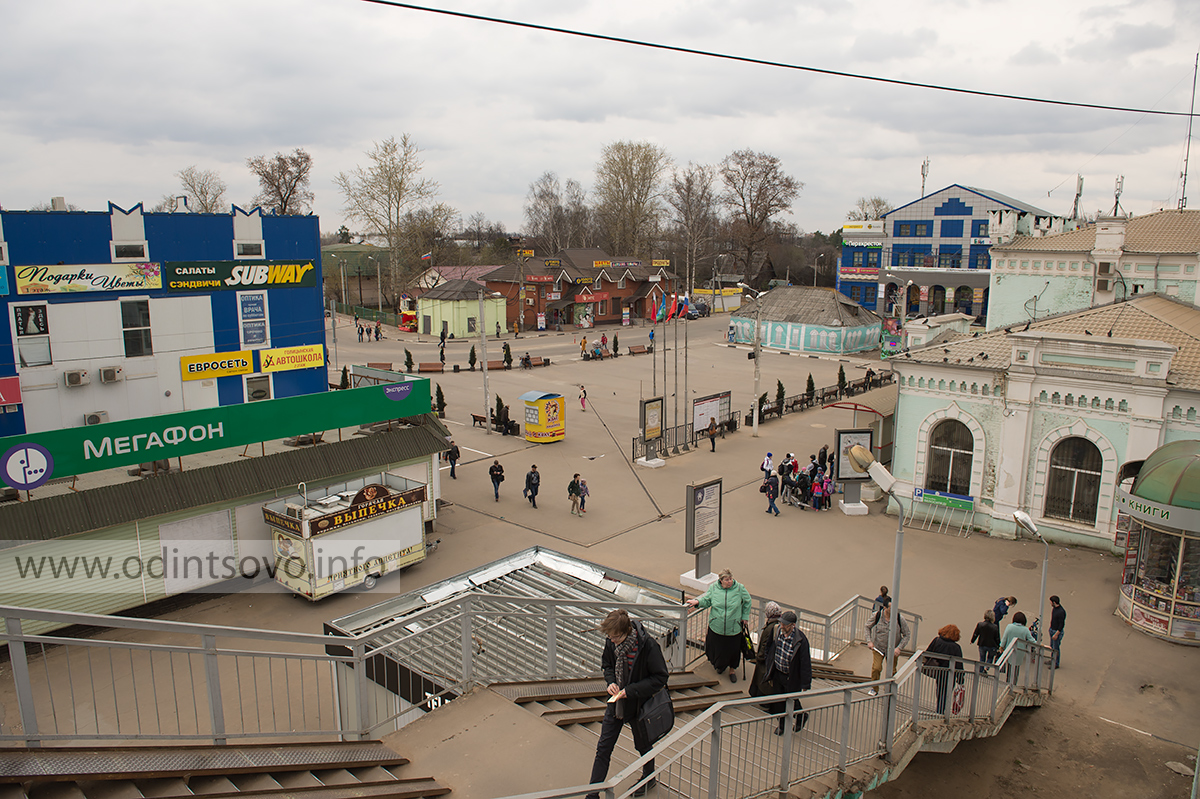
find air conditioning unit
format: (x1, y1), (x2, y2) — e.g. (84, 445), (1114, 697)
(1096, 278), (1112, 292)
(1097, 261), (1113, 275)
(285, 503), (306, 519)
(84, 411), (109, 426)
(65, 369), (89, 387)
(100, 366), (123, 383)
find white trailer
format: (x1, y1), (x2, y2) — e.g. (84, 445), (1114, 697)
(262, 472), (430, 600)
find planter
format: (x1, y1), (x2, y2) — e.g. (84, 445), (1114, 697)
(453, 364), (460, 373)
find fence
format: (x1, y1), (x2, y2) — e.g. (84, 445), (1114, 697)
(335, 302), (401, 327)
(630, 422), (694, 461)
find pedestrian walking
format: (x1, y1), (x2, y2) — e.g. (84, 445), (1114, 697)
(583, 609), (668, 799)
(763, 610), (812, 735)
(439, 342), (446, 364)
(524, 465), (541, 508)
(495, 321), (502, 338)
(707, 417), (718, 452)
(992, 596), (1017, 624)
(970, 609), (1000, 671)
(568, 473), (582, 516)
(760, 452), (773, 477)
(447, 440), (460, 479)
(817, 444), (829, 473)
(579, 385), (587, 411)
(864, 597), (910, 694)
(580, 336), (588, 358)
(357, 325), (363, 342)
(600, 333), (608, 350)
(440, 327), (447, 347)
(764, 472), (780, 516)
(579, 479), (589, 514)
(749, 601), (783, 698)
(685, 569), (752, 683)
(374, 320), (381, 341)
(1000, 611), (1035, 682)
(1048, 596), (1066, 668)
(648, 329), (655, 349)
(488, 460), (504, 501)
(924, 624), (965, 715)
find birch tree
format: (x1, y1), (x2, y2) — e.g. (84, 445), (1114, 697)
(593, 140), (672, 258)
(334, 135), (443, 299)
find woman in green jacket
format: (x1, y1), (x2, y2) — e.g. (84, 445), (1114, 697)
(685, 569), (752, 683)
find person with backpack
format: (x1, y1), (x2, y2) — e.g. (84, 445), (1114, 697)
(764, 471), (780, 516)
(568, 473), (582, 516)
(864, 597), (910, 694)
(761, 452), (773, 477)
(811, 472), (825, 511)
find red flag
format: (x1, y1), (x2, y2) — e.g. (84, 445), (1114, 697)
(667, 295), (678, 320)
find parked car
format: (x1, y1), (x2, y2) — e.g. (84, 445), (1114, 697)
(686, 301), (710, 320)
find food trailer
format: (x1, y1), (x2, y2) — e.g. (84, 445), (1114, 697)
(263, 472), (430, 600)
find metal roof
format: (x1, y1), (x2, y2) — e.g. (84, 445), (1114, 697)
(0, 417), (449, 545)
(1131, 440), (1200, 510)
(736, 286), (881, 328)
(419, 279), (488, 301)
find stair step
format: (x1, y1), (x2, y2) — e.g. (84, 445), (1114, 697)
(545, 690), (746, 726)
(504, 672), (718, 704)
(131, 780), (190, 798)
(310, 770), (358, 786)
(150, 779), (451, 799)
(187, 777), (237, 796)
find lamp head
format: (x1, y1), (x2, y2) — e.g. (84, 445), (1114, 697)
(847, 444), (876, 473)
(849, 444), (896, 493)
(1013, 510), (1039, 537)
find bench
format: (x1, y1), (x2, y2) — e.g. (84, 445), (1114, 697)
(817, 386), (840, 404)
(845, 378), (869, 396)
(366, 362), (393, 371)
(418, 363), (444, 373)
(628, 344), (649, 356)
(486, 359), (507, 371)
(530, 356), (548, 367)
(743, 404), (781, 427)
(471, 413), (488, 428)
(599, 348), (612, 360)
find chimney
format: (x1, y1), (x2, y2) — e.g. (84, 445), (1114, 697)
(50, 196), (67, 212)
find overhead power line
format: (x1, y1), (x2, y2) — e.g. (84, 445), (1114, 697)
(361, 0), (1193, 118)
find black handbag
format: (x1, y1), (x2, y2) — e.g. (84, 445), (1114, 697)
(638, 686), (675, 744)
(741, 622), (756, 660)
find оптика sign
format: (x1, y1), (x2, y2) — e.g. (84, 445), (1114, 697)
(0, 380), (430, 489)
(164, 260), (318, 291)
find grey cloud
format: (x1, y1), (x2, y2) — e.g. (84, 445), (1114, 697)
(1007, 43), (1060, 67)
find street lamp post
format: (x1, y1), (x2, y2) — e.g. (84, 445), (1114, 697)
(1013, 511), (1049, 644)
(737, 283), (763, 438)
(368, 256), (381, 313)
(847, 444), (905, 756)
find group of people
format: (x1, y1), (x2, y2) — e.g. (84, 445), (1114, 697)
(475, 459), (597, 515)
(354, 316), (382, 342)
(685, 571), (812, 736)
(759, 446), (837, 514)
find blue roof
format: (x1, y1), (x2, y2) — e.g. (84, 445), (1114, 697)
(519, 391), (562, 402)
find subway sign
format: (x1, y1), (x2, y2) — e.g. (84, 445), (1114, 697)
(0, 380), (431, 489)
(164, 260), (318, 291)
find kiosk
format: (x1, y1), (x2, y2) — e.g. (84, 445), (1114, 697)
(1116, 440), (1200, 645)
(520, 391), (566, 443)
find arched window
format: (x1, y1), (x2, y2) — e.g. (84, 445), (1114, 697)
(926, 419), (973, 495)
(1044, 437), (1102, 524)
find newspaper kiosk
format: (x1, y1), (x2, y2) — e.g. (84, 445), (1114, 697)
(520, 390), (566, 443)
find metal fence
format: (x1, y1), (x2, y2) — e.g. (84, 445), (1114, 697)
(630, 422), (695, 461)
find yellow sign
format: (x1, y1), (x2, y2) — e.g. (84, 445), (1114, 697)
(260, 344), (325, 373)
(652, 260), (670, 267)
(180, 351), (253, 381)
(593, 261), (612, 268)
(519, 249), (535, 257)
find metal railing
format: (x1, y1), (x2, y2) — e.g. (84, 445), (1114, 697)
(686, 594), (921, 667)
(496, 637), (1054, 799)
(0, 596), (687, 747)
(631, 422), (694, 460)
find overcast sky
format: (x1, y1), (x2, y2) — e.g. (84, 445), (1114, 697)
(3, 0), (1199, 243)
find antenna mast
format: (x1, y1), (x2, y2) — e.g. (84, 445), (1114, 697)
(1180, 53), (1198, 211)
(1070, 174), (1084, 220)
(1112, 175), (1124, 217)
(920, 157), (930, 197)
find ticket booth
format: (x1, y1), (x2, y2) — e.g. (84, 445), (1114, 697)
(520, 390), (566, 443)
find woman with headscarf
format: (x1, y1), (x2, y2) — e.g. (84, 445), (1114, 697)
(685, 569), (752, 683)
(749, 601), (783, 697)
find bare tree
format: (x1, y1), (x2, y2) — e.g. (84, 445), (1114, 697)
(665, 162), (718, 293)
(523, 173), (594, 254)
(847, 196), (893, 220)
(172, 166), (228, 214)
(562, 179), (594, 248)
(334, 135), (444, 301)
(246, 149), (313, 215)
(719, 150), (802, 287)
(593, 140), (672, 258)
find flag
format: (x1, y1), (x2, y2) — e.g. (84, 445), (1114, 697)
(421, 252), (432, 261)
(657, 293), (667, 322)
(667, 294), (678, 321)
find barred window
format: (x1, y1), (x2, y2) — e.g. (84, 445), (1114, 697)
(1044, 438), (1102, 524)
(926, 420), (973, 495)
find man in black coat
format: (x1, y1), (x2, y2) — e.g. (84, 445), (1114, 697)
(762, 610), (812, 734)
(586, 610), (669, 799)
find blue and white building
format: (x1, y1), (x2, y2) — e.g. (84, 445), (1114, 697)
(838, 185), (1074, 321)
(0, 201), (326, 438)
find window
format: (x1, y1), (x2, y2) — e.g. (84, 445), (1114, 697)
(897, 223), (912, 237)
(939, 252), (960, 268)
(245, 375), (272, 402)
(112, 242), (148, 260)
(972, 220), (989, 237)
(618, 277), (626, 289)
(14, 305), (52, 367)
(121, 300), (153, 357)
(596, 277), (603, 290)
(850, 285), (862, 301)
(915, 223), (929, 236)
(975, 254), (988, 269)
(865, 285), (877, 302)
(867, 251), (879, 266)
(940, 220), (964, 238)
(1044, 437), (1102, 524)
(897, 252), (911, 267)
(599, 300), (608, 316)
(926, 419), (973, 495)
(853, 252), (864, 266)
(235, 241), (264, 258)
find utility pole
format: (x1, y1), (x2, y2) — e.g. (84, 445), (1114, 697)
(739, 283), (764, 438)
(479, 289), (492, 436)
